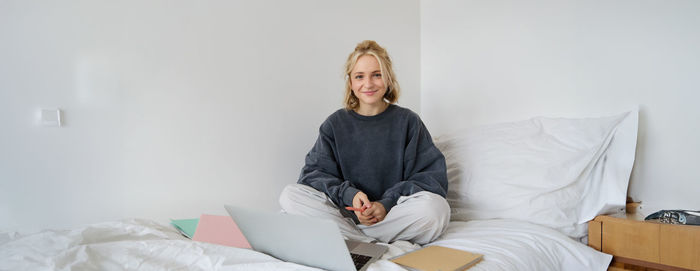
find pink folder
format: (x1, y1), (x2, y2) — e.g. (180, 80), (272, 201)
(192, 214), (252, 248)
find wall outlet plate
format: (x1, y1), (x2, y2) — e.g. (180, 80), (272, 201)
(41, 109), (62, 127)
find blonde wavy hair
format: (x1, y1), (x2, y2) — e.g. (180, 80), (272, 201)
(343, 40), (400, 110)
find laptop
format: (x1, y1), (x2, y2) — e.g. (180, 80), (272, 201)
(225, 205), (388, 271)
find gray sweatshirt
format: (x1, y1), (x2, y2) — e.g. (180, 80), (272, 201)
(298, 104), (448, 215)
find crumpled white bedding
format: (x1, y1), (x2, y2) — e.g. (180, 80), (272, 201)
(0, 218), (610, 271)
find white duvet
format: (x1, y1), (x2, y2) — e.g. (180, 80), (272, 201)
(0, 218), (610, 271)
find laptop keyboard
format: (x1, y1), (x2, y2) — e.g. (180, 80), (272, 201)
(351, 253), (372, 270)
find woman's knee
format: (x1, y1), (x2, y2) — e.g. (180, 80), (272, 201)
(408, 192), (451, 244)
(418, 193), (450, 226)
(279, 184), (306, 210)
(279, 183), (328, 211)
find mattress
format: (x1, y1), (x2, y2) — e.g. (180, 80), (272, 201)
(0, 218), (610, 270)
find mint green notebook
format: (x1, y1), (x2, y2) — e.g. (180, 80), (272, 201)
(170, 218), (199, 239)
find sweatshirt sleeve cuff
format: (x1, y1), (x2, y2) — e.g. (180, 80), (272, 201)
(378, 197), (397, 213)
(342, 186), (361, 207)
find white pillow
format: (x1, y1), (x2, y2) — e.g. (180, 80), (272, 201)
(434, 110), (638, 238)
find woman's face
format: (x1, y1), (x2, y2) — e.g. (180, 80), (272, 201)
(350, 55), (387, 110)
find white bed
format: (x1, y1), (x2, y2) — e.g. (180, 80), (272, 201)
(0, 218), (610, 271)
(0, 110), (637, 271)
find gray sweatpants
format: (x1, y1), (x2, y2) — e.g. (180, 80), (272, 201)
(279, 184), (450, 245)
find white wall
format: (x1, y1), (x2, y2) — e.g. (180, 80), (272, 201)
(421, 0), (700, 214)
(0, 0), (421, 232)
(4, 0), (697, 233)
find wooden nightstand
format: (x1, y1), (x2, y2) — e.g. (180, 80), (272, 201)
(588, 213), (700, 271)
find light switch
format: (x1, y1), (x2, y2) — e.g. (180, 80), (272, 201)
(41, 109), (62, 127)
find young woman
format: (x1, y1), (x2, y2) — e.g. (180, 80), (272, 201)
(279, 40), (449, 245)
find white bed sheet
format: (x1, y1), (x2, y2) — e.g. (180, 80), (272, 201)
(0, 218), (611, 271)
(430, 220), (611, 271)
